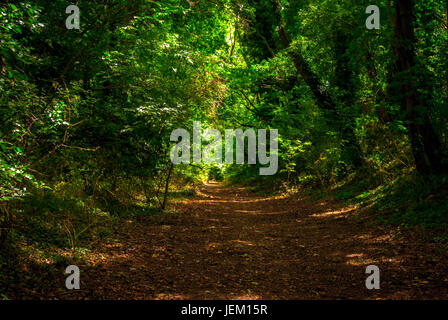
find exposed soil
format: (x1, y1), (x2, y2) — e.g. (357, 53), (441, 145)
(60, 183), (448, 299)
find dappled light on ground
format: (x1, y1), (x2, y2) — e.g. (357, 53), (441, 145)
(46, 183), (448, 300)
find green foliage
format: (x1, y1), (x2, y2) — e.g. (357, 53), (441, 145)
(356, 174), (448, 237)
(1, 0), (448, 297)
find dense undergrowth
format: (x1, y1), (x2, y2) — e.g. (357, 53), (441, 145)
(1, 0), (447, 299)
(0, 172), (199, 299)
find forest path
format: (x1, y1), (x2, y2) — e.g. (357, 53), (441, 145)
(78, 183), (448, 299)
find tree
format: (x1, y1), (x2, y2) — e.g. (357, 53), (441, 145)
(392, 0), (447, 174)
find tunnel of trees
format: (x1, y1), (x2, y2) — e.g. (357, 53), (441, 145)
(0, 0), (447, 299)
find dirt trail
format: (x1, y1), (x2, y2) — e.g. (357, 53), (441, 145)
(73, 183), (448, 299)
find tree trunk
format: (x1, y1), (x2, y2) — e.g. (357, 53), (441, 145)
(392, 0), (446, 174)
(161, 163), (174, 210)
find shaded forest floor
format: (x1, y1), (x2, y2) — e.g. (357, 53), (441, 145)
(37, 182), (447, 300)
